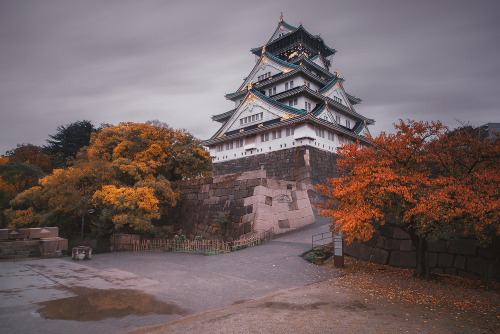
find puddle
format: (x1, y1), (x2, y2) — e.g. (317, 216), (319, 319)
(36, 287), (188, 321)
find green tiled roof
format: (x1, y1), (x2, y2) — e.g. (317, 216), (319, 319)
(212, 108), (236, 122)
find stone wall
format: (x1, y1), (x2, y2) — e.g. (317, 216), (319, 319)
(0, 227), (68, 259)
(165, 169), (315, 240)
(344, 225), (500, 281)
(213, 146), (341, 184)
(213, 146), (342, 203)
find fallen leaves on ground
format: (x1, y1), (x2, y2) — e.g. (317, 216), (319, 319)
(324, 256), (500, 332)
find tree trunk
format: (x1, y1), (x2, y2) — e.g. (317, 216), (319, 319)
(409, 230), (430, 280)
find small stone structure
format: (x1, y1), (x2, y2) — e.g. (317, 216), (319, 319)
(344, 225), (500, 281)
(0, 227), (68, 259)
(72, 246), (92, 260)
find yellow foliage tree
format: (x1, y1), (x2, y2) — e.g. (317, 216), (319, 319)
(7, 122), (211, 237)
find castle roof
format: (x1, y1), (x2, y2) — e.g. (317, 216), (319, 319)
(251, 22), (336, 58)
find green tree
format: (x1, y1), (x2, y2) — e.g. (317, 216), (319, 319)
(43, 120), (96, 168)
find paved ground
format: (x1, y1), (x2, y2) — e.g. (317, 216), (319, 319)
(0, 217), (336, 333)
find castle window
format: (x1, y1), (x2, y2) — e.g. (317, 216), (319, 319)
(346, 120), (350, 128)
(268, 89), (272, 96)
(235, 139), (244, 148)
(315, 127), (325, 138)
(290, 81), (294, 88)
(285, 127), (295, 136)
(285, 82), (288, 90)
(289, 100), (293, 107)
(225, 142), (233, 150)
(273, 87), (276, 95)
(272, 130), (281, 140)
(261, 133), (270, 142)
(336, 115), (341, 124)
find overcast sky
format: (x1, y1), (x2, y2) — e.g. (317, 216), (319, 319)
(1, 0), (499, 156)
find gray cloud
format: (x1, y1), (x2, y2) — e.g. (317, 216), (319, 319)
(1, 0), (499, 155)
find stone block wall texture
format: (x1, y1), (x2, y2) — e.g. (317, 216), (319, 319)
(344, 226), (500, 281)
(0, 227), (68, 259)
(164, 169), (315, 240)
(213, 146), (342, 204)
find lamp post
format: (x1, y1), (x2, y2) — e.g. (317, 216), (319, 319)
(78, 198), (94, 244)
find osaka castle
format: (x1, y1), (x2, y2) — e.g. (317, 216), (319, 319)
(204, 15), (374, 169)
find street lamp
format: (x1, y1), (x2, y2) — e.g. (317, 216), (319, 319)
(78, 198), (94, 244)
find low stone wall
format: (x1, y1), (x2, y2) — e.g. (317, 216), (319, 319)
(0, 227), (68, 259)
(344, 225), (500, 281)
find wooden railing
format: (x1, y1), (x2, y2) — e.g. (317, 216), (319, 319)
(132, 228), (274, 255)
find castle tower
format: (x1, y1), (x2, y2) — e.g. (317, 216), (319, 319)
(204, 16), (374, 183)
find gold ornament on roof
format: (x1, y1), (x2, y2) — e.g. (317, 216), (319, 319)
(280, 113), (295, 121)
(248, 80), (253, 90)
(262, 45), (266, 54)
(279, 13), (283, 22)
(334, 70), (340, 78)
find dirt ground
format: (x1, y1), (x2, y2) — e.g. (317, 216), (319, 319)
(131, 256), (500, 334)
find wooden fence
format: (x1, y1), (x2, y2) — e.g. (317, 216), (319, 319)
(132, 228), (274, 255)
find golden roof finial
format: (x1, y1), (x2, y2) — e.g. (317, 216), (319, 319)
(279, 12), (283, 22)
(248, 80), (253, 90)
(334, 70), (339, 78)
(262, 45), (266, 54)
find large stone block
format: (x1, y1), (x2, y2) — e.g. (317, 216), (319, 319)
(448, 239), (477, 256)
(384, 238), (400, 251)
(376, 236), (386, 248)
(29, 228), (42, 239)
(427, 240), (447, 253)
(400, 240), (413, 252)
(393, 228), (411, 240)
(9, 230), (20, 239)
(39, 227), (58, 238)
(372, 248), (390, 265)
(466, 257), (484, 276)
(39, 238), (58, 254)
(379, 226), (394, 238)
(389, 251), (416, 267)
(454, 255), (466, 270)
(437, 253), (454, 268)
(0, 229), (9, 240)
(56, 238), (68, 251)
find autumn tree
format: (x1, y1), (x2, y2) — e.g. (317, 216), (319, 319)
(6, 143), (52, 173)
(316, 120), (500, 279)
(0, 161), (44, 228)
(7, 122), (212, 237)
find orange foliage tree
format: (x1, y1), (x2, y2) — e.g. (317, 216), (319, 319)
(7, 122), (212, 237)
(316, 120), (500, 279)
(6, 144), (52, 173)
